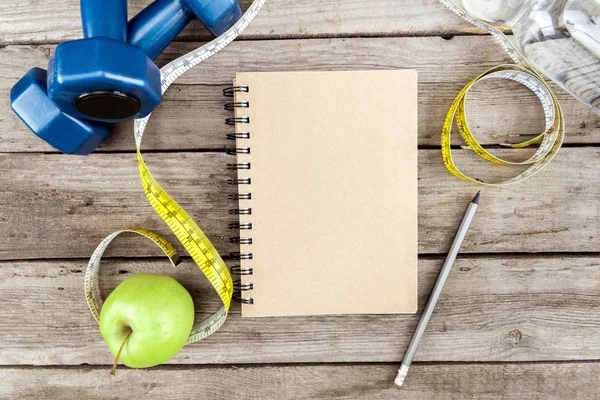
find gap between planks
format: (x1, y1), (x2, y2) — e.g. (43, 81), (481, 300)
(1, 359), (599, 370)
(1, 142), (599, 155)
(0, 32), (501, 47)
(3, 252), (600, 264)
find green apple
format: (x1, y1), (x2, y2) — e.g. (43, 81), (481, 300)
(99, 273), (195, 371)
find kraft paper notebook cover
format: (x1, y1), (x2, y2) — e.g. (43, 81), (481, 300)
(227, 70), (418, 317)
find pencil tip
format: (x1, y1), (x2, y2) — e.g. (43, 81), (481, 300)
(472, 191), (481, 205)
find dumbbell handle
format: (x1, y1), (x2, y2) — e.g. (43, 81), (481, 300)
(128, 0), (193, 60)
(80, 0), (128, 42)
(128, 0), (242, 60)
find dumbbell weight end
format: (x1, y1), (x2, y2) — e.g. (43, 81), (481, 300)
(128, 0), (194, 60)
(47, 38), (161, 123)
(188, 0), (242, 36)
(11, 68), (109, 155)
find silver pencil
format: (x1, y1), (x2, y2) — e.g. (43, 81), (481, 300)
(395, 191), (481, 387)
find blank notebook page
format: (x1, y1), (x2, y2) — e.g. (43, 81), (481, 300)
(233, 70), (418, 317)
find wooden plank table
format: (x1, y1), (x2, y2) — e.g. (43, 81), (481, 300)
(1, 1), (599, 398)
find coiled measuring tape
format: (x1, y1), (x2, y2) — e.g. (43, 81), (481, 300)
(439, 0), (565, 185)
(85, 0), (266, 344)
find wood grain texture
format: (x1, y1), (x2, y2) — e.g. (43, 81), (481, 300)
(2, 0), (597, 395)
(1, 37), (598, 153)
(1, 363), (599, 399)
(0, 0), (481, 45)
(1, 256), (598, 365)
(0, 148), (598, 260)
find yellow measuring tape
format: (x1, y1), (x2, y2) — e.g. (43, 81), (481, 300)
(85, 0), (266, 344)
(439, 0), (565, 185)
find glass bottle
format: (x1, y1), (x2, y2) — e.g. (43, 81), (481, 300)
(461, 0), (600, 115)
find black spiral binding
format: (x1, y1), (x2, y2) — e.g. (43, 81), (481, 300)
(224, 86), (254, 305)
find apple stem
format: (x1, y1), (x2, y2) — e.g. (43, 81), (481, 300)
(110, 330), (133, 376)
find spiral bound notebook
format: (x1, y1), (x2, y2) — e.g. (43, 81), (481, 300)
(224, 70), (418, 317)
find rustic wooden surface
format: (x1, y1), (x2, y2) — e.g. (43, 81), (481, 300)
(0, 0), (599, 398)
(1, 363), (598, 399)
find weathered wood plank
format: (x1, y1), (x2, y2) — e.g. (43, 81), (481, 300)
(1, 37), (597, 153)
(0, 37), (600, 152)
(1, 363), (598, 399)
(0, 152), (238, 260)
(0, 0), (482, 45)
(0, 256), (598, 365)
(0, 148), (598, 260)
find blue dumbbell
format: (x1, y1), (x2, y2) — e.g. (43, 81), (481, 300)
(49, 0), (243, 123)
(10, 0), (242, 155)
